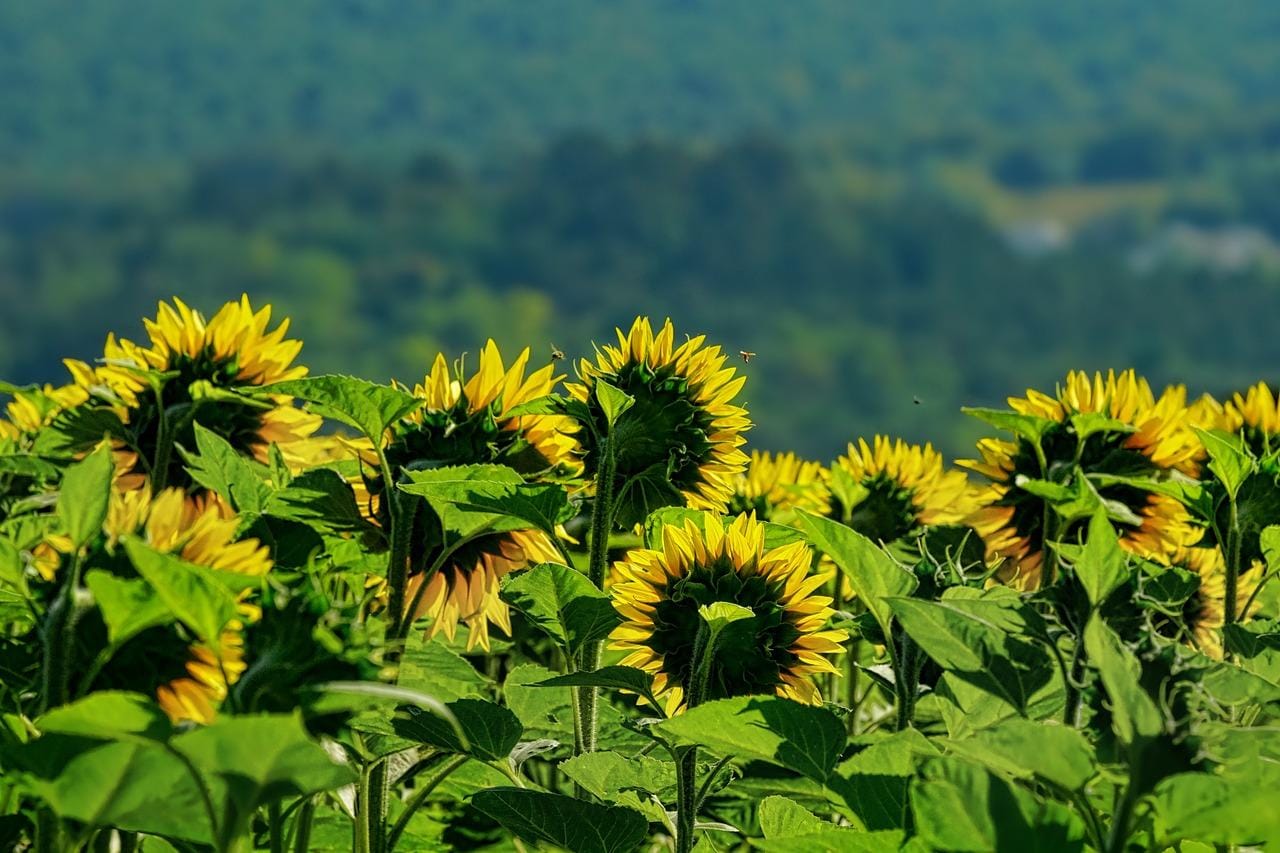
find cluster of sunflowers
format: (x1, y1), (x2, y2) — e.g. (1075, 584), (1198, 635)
(4, 295), (1280, 852)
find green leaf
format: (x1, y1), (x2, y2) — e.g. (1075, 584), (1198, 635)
(0, 735), (210, 842)
(1195, 427), (1254, 500)
(613, 462), (686, 530)
(758, 796), (825, 838)
(399, 464), (534, 543)
(265, 467), (370, 533)
(962, 408), (1056, 445)
(793, 510), (917, 638)
(829, 729), (938, 831)
(501, 562), (619, 655)
(595, 378), (635, 429)
(529, 666), (664, 716)
(57, 442), (114, 548)
(943, 719), (1096, 791)
(471, 788), (648, 853)
(1082, 614), (1162, 745)
(392, 697), (522, 761)
(698, 601), (754, 631)
(558, 752), (676, 823)
(84, 571), (173, 648)
(653, 696), (845, 783)
(38, 692), (173, 743)
(122, 537), (239, 646)
(1073, 511), (1129, 608)
(180, 422), (271, 515)
(0, 452), (61, 480)
(257, 374), (422, 444)
(398, 634), (492, 702)
(910, 757), (1086, 852)
(175, 713), (355, 841)
(886, 597), (1054, 713)
(1152, 773), (1280, 847)
(401, 465), (573, 537)
(1069, 412), (1132, 440)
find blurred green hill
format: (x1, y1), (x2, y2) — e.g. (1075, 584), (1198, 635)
(3, 2), (1280, 460)
(2, 1), (1279, 172)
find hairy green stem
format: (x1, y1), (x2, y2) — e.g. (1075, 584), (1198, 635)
(40, 553), (87, 712)
(1224, 496), (1242, 635)
(895, 632), (918, 731)
(385, 489), (419, 658)
(674, 746), (699, 853)
(575, 433), (618, 756)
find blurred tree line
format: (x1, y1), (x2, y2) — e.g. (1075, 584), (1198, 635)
(4, 132), (1280, 459)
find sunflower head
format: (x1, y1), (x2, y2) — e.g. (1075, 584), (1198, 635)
(82, 485), (272, 724)
(831, 437), (974, 544)
(1165, 545), (1262, 660)
(727, 450), (830, 521)
(1216, 382), (1280, 460)
(962, 370), (1199, 587)
(352, 340), (578, 525)
(90, 296), (320, 492)
(407, 527), (564, 652)
(567, 318), (750, 521)
(610, 512), (846, 715)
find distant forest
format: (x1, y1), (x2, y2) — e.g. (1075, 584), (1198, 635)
(3, 1), (1280, 458)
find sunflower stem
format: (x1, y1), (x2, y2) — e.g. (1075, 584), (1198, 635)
(1224, 494), (1243, 641)
(385, 487), (419, 663)
(40, 552), (88, 712)
(575, 432), (618, 756)
(292, 798), (316, 853)
(674, 745), (699, 853)
(894, 630), (918, 731)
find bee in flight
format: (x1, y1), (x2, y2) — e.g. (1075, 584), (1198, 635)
(739, 350), (756, 364)
(550, 344), (565, 361)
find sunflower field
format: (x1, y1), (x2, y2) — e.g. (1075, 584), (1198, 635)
(2, 297), (1280, 853)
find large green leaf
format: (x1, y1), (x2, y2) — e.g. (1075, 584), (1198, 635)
(257, 374), (422, 443)
(886, 597), (1054, 713)
(57, 442), (115, 548)
(530, 665), (663, 713)
(910, 757), (1086, 852)
(264, 467), (370, 533)
(1195, 427), (1254, 500)
(830, 729), (938, 831)
(755, 796), (903, 851)
(1152, 773), (1280, 847)
(793, 510), (917, 637)
(397, 634), (492, 702)
(1082, 615), (1162, 745)
(38, 691), (173, 742)
(653, 696), (845, 784)
(943, 719), (1096, 792)
(180, 421), (271, 515)
(122, 537), (240, 646)
(962, 408), (1057, 445)
(502, 562), (619, 654)
(595, 378), (636, 429)
(1072, 511), (1129, 608)
(471, 788), (648, 853)
(934, 670), (1067, 739)
(0, 735), (210, 842)
(398, 464), (534, 542)
(392, 697), (522, 762)
(84, 570), (172, 647)
(401, 465), (573, 536)
(175, 713), (355, 841)
(558, 752), (675, 822)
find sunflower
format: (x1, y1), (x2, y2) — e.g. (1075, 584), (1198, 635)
(1168, 546), (1261, 660)
(567, 317), (750, 515)
(831, 436), (975, 544)
(962, 370), (1200, 588)
(610, 512), (846, 715)
(349, 340), (578, 650)
(103, 487), (271, 724)
(727, 450), (830, 521)
(1212, 382), (1280, 458)
(89, 296), (321, 492)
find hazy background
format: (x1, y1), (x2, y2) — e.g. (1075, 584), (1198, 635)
(4, 1), (1280, 457)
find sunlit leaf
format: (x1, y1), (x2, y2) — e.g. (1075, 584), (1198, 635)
(471, 788), (648, 853)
